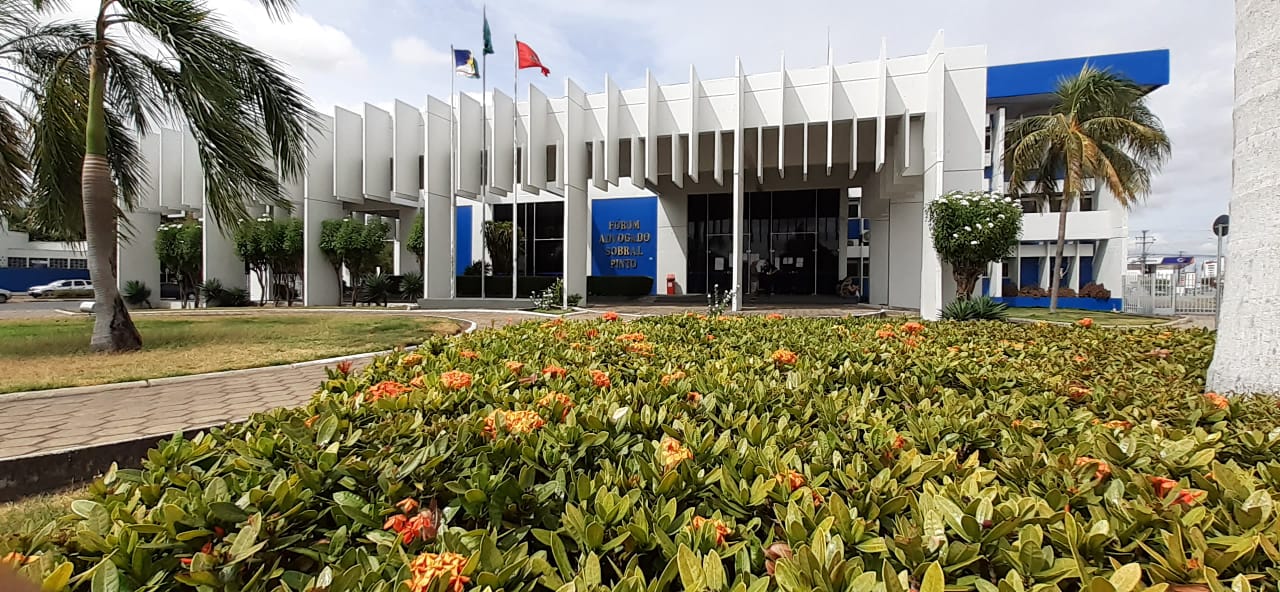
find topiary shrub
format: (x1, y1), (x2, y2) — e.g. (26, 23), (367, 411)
(1018, 284), (1049, 298)
(1080, 282), (1112, 300)
(927, 191), (1023, 300)
(940, 295), (1010, 321)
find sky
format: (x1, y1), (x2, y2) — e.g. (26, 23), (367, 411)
(44, 0), (1235, 258)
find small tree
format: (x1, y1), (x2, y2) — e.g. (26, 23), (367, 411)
(407, 212), (425, 271)
(234, 216), (279, 306)
(319, 218), (389, 305)
(155, 221), (202, 309)
(272, 218), (304, 305)
(927, 191), (1023, 300)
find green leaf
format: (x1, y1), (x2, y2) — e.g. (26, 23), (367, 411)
(41, 562), (74, 592)
(90, 561), (119, 592)
(228, 514), (262, 562)
(920, 563), (945, 592)
(677, 544), (705, 592)
(208, 502), (250, 523)
(704, 550), (726, 592)
(1109, 564), (1142, 592)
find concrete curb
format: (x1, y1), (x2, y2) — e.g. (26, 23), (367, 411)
(0, 315), (480, 404)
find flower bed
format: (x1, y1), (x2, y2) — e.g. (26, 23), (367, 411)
(4, 316), (1277, 591)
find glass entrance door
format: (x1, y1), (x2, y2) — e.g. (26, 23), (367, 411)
(768, 232), (817, 295)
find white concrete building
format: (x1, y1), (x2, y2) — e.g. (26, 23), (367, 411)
(0, 41), (1170, 314)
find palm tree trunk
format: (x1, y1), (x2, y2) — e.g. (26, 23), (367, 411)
(84, 44), (142, 352)
(1208, 0), (1280, 394)
(1049, 197), (1069, 312)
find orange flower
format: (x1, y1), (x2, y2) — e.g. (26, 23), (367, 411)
(1073, 354), (1088, 363)
(892, 435), (908, 450)
(401, 353), (424, 367)
(602, 311), (620, 321)
(947, 346), (961, 353)
(334, 360), (354, 376)
(1076, 318), (1094, 328)
(657, 436), (693, 471)
(459, 350), (479, 360)
(900, 321), (925, 335)
(689, 516), (731, 546)
(1151, 476), (1179, 499)
(585, 329), (599, 338)
(400, 511), (436, 544)
(661, 371), (687, 386)
(1, 552), (32, 567)
(1204, 392), (1229, 410)
(383, 513), (408, 533)
(538, 392), (575, 419)
(876, 328), (896, 339)
(405, 552), (470, 592)
(1075, 456), (1112, 480)
(1101, 420), (1133, 430)
(542, 365), (568, 379)
(542, 318), (564, 328)
(505, 361), (525, 375)
(705, 334), (715, 341)
(591, 370), (611, 388)
(484, 410), (546, 438)
(904, 337), (921, 348)
(1187, 558), (1202, 570)
(1068, 384), (1092, 400)
(396, 498), (420, 514)
(409, 375), (428, 389)
(439, 370), (473, 390)
(1175, 489), (1206, 507)
(616, 332), (647, 342)
(771, 349), (798, 366)
(686, 391), (702, 404)
(765, 313), (785, 320)
(304, 415), (320, 429)
(1011, 419), (1023, 428)
(627, 342), (654, 355)
(776, 470), (805, 491)
(367, 380), (411, 402)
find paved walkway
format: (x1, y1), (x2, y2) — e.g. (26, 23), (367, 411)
(0, 305), (890, 461)
(0, 311), (527, 461)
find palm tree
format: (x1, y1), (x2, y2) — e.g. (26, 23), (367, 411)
(1003, 66), (1171, 311)
(1208, 0), (1280, 394)
(1, 0), (315, 352)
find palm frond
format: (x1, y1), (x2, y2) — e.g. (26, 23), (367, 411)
(1092, 143), (1152, 208)
(115, 0), (317, 232)
(0, 96), (30, 216)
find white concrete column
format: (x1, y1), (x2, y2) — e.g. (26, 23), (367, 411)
(1070, 249), (1081, 291)
(202, 212), (246, 294)
(303, 198), (343, 305)
(117, 210), (161, 307)
(656, 191), (688, 294)
(1096, 238), (1125, 293)
(730, 58), (745, 311)
(990, 107), (1006, 193)
(424, 97), (453, 299)
(989, 260), (1003, 298)
(394, 206), (418, 275)
(864, 191), (890, 306)
(563, 80), (590, 305)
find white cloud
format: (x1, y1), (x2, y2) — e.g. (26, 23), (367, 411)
(390, 37), (450, 67)
(217, 0), (367, 75)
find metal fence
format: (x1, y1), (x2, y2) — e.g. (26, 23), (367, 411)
(1122, 275), (1219, 316)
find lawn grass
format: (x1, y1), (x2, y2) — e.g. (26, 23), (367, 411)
(0, 487), (82, 537)
(0, 313), (460, 393)
(1008, 307), (1166, 326)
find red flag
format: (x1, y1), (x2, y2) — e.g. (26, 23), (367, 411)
(516, 41), (550, 76)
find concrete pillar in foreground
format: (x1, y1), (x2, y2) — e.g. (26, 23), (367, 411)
(655, 190), (688, 295)
(117, 210), (162, 307)
(394, 205), (418, 276)
(563, 80), (590, 305)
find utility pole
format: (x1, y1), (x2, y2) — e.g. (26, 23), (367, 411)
(1135, 231), (1157, 314)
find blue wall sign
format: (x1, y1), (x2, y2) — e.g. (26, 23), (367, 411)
(590, 197), (657, 292)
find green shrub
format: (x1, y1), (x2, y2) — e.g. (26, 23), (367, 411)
(399, 272), (424, 301)
(7, 318), (1278, 591)
(361, 273), (392, 306)
(121, 280), (151, 308)
(199, 279), (251, 307)
(940, 295), (1009, 321)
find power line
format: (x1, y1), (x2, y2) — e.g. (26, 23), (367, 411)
(1134, 230), (1157, 274)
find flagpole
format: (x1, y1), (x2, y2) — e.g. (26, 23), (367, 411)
(449, 44), (457, 299)
(479, 8), (489, 300)
(511, 32), (519, 300)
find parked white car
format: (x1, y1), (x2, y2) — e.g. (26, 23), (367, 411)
(29, 279), (93, 299)
(0, 287), (10, 303)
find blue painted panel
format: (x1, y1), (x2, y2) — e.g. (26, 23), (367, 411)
(591, 197), (657, 293)
(0, 268), (90, 292)
(987, 49), (1170, 99)
(993, 296), (1123, 312)
(982, 277), (991, 296)
(1079, 256), (1094, 286)
(456, 205), (472, 276)
(847, 218), (867, 240)
(1019, 258), (1041, 287)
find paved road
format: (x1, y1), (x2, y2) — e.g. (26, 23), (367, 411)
(0, 298), (79, 320)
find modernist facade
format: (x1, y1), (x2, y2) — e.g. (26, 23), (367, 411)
(0, 39), (1169, 316)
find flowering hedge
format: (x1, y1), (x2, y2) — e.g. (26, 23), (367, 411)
(3, 316), (1278, 591)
